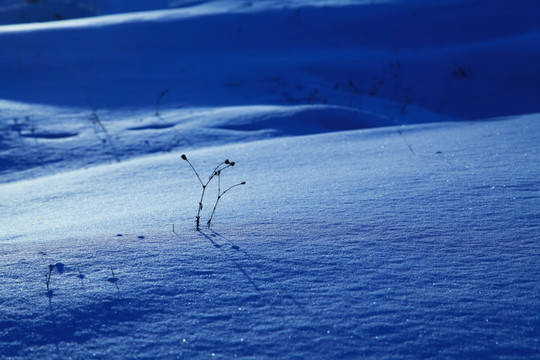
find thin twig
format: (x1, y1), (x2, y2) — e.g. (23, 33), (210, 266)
(155, 89), (169, 118)
(45, 264), (52, 293)
(182, 155), (204, 187)
(207, 181), (246, 229)
(398, 130), (414, 154)
(90, 108), (120, 162)
(182, 155), (237, 230)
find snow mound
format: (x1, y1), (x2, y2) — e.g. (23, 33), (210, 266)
(1, 0), (539, 119)
(0, 102), (400, 183)
(209, 105), (393, 135)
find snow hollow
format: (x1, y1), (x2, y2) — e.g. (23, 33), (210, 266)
(1, 1), (539, 359)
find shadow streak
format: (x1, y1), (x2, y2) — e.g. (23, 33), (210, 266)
(198, 230), (260, 292)
(209, 230), (312, 315)
(47, 293), (62, 357)
(210, 230), (251, 258)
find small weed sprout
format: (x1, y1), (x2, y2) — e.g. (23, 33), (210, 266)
(181, 154), (245, 231)
(77, 266), (85, 280)
(89, 108), (119, 162)
(107, 268), (118, 283)
(155, 89), (169, 119)
(45, 264), (52, 294)
(397, 129), (414, 154)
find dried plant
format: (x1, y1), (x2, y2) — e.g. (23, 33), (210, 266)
(45, 264), (52, 294)
(181, 154), (245, 230)
(155, 89), (169, 119)
(89, 108), (119, 162)
(397, 129), (414, 154)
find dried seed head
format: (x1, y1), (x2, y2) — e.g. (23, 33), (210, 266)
(224, 159), (230, 164)
(241, 181), (246, 185)
(230, 162), (236, 166)
(181, 154), (187, 161)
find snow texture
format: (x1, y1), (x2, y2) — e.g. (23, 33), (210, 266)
(1, 1), (539, 359)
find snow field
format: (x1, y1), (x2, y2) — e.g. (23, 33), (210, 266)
(1, 116), (539, 358)
(1, 0), (540, 358)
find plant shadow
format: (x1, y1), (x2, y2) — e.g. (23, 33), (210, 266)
(198, 230), (260, 293)
(205, 231), (313, 315)
(210, 230), (250, 257)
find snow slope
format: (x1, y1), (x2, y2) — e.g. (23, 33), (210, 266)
(1, 116), (539, 359)
(2, 0), (540, 182)
(1, 0), (540, 359)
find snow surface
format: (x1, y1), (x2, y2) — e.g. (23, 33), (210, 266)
(1, 0), (540, 359)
